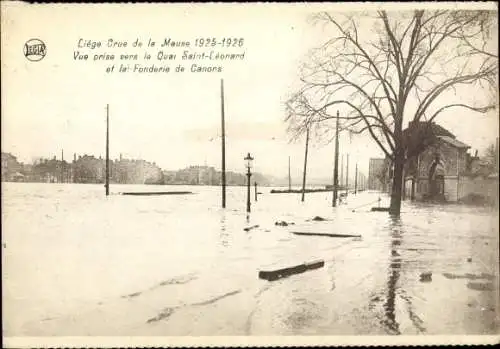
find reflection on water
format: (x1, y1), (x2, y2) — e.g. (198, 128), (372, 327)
(219, 212), (228, 248)
(383, 215), (402, 334)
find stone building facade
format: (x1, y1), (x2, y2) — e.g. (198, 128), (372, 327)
(404, 134), (470, 201)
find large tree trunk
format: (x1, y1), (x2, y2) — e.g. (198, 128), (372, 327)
(389, 116), (404, 215)
(389, 147), (404, 216)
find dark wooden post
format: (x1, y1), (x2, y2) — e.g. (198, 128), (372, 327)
(301, 127), (310, 202)
(332, 110), (339, 207)
(354, 162), (358, 194)
(221, 79), (226, 208)
(105, 104), (109, 196)
(346, 154), (349, 196)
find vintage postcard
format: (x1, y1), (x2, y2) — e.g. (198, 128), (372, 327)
(1, 1), (499, 347)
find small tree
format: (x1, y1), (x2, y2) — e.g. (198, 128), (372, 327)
(483, 141), (499, 173)
(286, 10), (498, 215)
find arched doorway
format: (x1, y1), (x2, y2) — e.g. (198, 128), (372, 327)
(428, 154), (445, 200)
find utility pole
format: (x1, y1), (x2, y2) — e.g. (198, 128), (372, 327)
(332, 110), (340, 207)
(254, 182), (258, 201)
(354, 162), (358, 194)
(346, 153), (349, 196)
(105, 104), (110, 196)
(288, 156), (291, 191)
(301, 126), (310, 202)
(221, 79), (226, 208)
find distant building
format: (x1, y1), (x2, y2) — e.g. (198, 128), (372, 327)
(111, 157), (163, 184)
(73, 155), (105, 183)
(1, 152), (24, 181)
(368, 158), (386, 191)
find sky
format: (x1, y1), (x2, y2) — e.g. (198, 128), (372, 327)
(2, 2), (498, 182)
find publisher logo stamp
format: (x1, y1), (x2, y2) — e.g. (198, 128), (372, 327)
(24, 39), (46, 61)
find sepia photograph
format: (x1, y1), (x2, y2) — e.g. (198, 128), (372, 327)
(1, 2), (499, 347)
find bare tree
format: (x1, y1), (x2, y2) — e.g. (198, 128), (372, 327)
(286, 10), (498, 215)
(484, 141), (499, 170)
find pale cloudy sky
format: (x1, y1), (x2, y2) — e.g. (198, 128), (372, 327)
(1, 2), (498, 181)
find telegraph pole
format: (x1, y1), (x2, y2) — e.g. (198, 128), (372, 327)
(332, 110), (340, 207)
(221, 79), (226, 208)
(354, 162), (358, 194)
(346, 153), (349, 196)
(301, 126), (310, 202)
(105, 104), (110, 196)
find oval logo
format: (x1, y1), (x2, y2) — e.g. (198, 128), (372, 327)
(24, 39), (47, 62)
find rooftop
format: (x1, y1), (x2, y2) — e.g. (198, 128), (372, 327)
(437, 135), (470, 149)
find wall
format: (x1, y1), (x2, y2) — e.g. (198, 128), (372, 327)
(405, 175), (498, 204)
(416, 140), (467, 178)
(458, 176), (499, 204)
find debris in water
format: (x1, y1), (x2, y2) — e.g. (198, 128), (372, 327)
(443, 272), (494, 280)
(275, 220), (295, 226)
(467, 282), (494, 291)
(292, 231), (361, 238)
(467, 257), (472, 262)
(244, 225), (259, 232)
(420, 272), (432, 282)
(371, 207), (390, 212)
(259, 259), (325, 281)
(123, 291), (142, 298)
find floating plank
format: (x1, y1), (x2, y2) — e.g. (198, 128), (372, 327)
(371, 207), (390, 212)
(121, 191), (194, 196)
(292, 231), (361, 238)
(305, 260), (325, 270)
(243, 225), (259, 232)
(270, 188), (331, 194)
(258, 259), (325, 281)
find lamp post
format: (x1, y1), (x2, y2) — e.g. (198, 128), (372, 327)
(244, 152), (254, 213)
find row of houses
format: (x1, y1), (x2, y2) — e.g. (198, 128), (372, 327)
(2, 153), (272, 186)
(162, 165), (271, 186)
(1, 153), (163, 184)
(368, 122), (498, 204)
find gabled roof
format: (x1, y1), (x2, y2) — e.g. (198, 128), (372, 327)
(437, 135), (470, 149)
(403, 121), (455, 139)
(403, 121), (463, 158)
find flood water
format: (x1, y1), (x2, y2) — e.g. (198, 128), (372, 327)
(2, 182), (499, 336)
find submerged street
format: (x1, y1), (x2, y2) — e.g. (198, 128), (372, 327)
(3, 183), (499, 336)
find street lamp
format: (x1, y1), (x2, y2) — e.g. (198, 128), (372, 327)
(244, 152), (254, 213)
